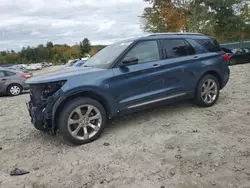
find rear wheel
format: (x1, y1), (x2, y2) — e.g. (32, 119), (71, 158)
(195, 75), (220, 107)
(229, 58), (237, 66)
(58, 97), (107, 145)
(7, 84), (22, 96)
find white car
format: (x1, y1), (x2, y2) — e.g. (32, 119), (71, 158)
(26, 63), (42, 70)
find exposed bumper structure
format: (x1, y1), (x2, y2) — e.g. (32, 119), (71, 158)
(27, 83), (63, 134)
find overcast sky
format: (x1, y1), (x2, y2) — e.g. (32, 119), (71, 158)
(0, 0), (148, 51)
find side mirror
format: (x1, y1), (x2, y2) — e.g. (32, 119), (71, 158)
(120, 57), (138, 67)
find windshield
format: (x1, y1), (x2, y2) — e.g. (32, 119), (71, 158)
(84, 40), (133, 68)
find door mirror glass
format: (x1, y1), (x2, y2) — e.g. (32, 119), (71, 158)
(121, 57), (138, 66)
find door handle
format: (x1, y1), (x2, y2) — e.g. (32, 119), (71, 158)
(1, 78), (7, 81)
(152, 64), (161, 68)
(194, 56), (199, 59)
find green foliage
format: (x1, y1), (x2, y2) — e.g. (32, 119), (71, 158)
(79, 38), (91, 57)
(0, 39), (106, 65)
(142, 0), (250, 42)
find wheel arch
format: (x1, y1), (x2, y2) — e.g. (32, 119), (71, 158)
(53, 90), (112, 131)
(198, 70), (222, 89)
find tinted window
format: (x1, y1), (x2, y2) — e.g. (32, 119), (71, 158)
(161, 39), (195, 59)
(184, 40), (196, 55)
(124, 40), (160, 64)
(194, 38), (221, 52)
(5, 71), (16, 76)
(0, 71), (5, 78)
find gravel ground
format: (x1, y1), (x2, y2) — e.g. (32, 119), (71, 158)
(0, 65), (250, 188)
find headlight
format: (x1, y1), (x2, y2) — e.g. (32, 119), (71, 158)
(42, 80), (66, 98)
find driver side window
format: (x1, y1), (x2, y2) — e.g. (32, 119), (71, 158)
(124, 40), (160, 64)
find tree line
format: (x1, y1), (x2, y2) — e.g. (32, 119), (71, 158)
(0, 38), (106, 65)
(142, 0), (250, 42)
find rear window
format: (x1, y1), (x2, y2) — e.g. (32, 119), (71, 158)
(194, 38), (221, 52)
(160, 39), (196, 59)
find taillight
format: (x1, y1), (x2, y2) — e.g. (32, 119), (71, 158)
(20, 74), (32, 79)
(221, 53), (229, 63)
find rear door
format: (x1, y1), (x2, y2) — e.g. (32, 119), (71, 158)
(112, 40), (166, 110)
(158, 38), (199, 94)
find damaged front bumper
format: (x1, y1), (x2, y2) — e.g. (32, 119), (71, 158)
(26, 82), (65, 134)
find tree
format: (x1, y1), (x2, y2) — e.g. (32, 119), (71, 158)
(79, 38), (91, 57)
(192, 0), (250, 42)
(142, 0), (250, 42)
(141, 0), (191, 32)
(0, 41), (109, 65)
(89, 48), (97, 56)
(46, 41), (54, 48)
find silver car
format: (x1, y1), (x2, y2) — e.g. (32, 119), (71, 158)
(0, 67), (32, 96)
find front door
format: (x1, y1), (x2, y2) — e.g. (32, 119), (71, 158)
(111, 40), (167, 110)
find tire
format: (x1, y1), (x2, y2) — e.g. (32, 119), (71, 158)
(7, 84), (23, 96)
(58, 97), (107, 145)
(229, 58), (237, 66)
(195, 74), (220, 107)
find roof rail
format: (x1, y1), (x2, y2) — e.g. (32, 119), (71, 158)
(148, 32), (204, 36)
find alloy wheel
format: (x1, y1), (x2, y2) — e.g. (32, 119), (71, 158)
(67, 104), (102, 140)
(201, 79), (218, 104)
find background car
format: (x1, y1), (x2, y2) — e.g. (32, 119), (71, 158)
(71, 60), (85, 67)
(61, 60), (85, 69)
(221, 47), (233, 58)
(26, 63), (43, 70)
(0, 67), (32, 96)
(63, 59), (79, 68)
(41, 62), (50, 68)
(8, 65), (31, 74)
(229, 48), (250, 65)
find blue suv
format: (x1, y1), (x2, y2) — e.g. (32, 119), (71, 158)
(26, 33), (230, 145)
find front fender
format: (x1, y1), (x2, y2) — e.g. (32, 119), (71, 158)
(51, 86), (117, 133)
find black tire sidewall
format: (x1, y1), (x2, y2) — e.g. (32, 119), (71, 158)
(195, 75), (220, 107)
(7, 84), (22, 96)
(58, 97), (107, 145)
(229, 58), (236, 66)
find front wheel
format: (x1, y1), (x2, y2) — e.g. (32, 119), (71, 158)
(195, 75), (220, 107)
(58, 97), (107, 145)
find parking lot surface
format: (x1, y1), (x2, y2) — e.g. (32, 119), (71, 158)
(0, 65), (250, 188)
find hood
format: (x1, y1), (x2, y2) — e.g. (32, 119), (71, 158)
(26, 67), (104, 84)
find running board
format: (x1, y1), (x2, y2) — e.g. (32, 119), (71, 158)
(127, 93), (187, 109)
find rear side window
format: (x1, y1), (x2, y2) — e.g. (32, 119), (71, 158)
(160, 39), (195, 59)
(193, 38), (221, 52)
(4, 71), (16, 76)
